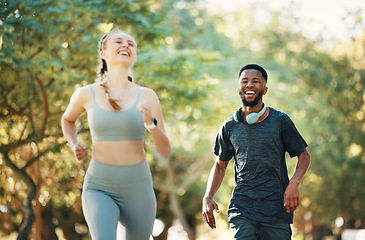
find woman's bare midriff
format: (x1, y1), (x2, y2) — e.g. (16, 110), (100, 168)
(92, 140), (146, 166)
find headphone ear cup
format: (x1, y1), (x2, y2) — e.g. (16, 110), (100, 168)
(246, 104), (266, 124)
(246, 113), (259, 124)
(233, 108), (242, 122)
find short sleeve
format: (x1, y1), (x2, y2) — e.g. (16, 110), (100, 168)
(214, 122), (234, 161)
(281, 114), (308, 158)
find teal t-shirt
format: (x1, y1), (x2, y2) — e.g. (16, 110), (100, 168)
(214, 107), (307, 224)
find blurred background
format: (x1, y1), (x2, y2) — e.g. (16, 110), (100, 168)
(0, 0), (364, 239)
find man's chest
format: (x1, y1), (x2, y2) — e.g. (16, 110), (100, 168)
(228, 123), (282, 151)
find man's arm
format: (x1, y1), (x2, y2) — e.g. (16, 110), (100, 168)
(202, 158), (229, 229)
(284, 149), (311, 213)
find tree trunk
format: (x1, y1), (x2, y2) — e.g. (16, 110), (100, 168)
(154, 219), (173, 240)
(53, 204), (84, 240)
(41, 204), (59, 240)
(148, 146), (196, 240)
(2, 151), (37, 240)
(17, 174), (37, 240)
(31, 148), (42, 240)
(166, 164), (196, 240)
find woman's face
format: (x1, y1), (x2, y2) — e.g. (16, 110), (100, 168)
(101, 32), (137, 67)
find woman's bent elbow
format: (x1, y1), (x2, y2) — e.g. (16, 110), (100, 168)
(161, 147), (171, 157)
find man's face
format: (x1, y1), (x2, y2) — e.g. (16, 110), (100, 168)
(238, 69), (268, 107)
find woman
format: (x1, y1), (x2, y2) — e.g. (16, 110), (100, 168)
(61, 30), (171, 240)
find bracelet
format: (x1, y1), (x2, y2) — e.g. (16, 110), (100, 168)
(144, 117), (157, 130)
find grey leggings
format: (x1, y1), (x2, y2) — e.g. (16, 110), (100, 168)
(82, 159), (156, 240)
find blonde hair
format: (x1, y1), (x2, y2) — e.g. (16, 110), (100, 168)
(97, 30), (135, 110)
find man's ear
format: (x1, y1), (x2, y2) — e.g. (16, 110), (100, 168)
(263, 86), (268, 95)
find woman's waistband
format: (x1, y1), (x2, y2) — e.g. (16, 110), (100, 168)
(85, 158), (152, 184)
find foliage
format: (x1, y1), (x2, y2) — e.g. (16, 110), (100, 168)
(133, 3), (236, 237)
(205, 4), (365, 237)
(0, 0), (182, 238)
(0, 0), (228, 239)
(245, 9), (365, 232)
(1, 0), (364, 239)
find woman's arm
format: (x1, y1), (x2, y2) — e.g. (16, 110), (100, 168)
(138, 88), (171, 157)
(61, 86), (89, 160)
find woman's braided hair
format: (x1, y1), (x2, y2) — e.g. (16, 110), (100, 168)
(97, 30), (134, 111)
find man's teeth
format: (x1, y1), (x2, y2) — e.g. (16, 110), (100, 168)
(245, 91), (255, 94)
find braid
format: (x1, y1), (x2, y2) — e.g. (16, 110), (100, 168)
(98, 59), (122, 111)
(99, 82), (122, 111)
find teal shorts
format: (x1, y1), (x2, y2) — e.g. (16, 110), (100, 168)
(229, 215), (292, 240)
(82, 159), (156, 240)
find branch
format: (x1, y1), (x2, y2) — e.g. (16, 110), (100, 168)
(18, 119), (29, 141)
(0, 127), (89, 153)
(0, 134), (39, 153)
(178, 159), (208, 190)
(22, 141), (68, 170)
(146, 143), (169, 168)
(49, 110), (65, 117)
(27, 47), (43, 61)
(0, 84), (31, 120)
(31, 72), (49, 136)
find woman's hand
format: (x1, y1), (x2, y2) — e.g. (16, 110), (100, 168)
(72, 142), (88, 160)
(137, 102), (153, 124)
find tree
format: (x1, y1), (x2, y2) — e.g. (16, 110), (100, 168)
(0, 0), (177, 238)
(1, 0), (232, 239)
(202, 4), (365, 238)
(247, 8), (365, 237)
(133, 3), (240, 239)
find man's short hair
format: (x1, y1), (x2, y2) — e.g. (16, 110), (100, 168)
(238, 64), (268, 82)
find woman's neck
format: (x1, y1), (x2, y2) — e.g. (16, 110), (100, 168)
(105, 66), (131, 89)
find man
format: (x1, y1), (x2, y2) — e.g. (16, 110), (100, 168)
(202, 64), (310, 239)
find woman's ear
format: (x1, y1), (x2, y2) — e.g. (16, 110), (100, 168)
(100, 50), (106, 59)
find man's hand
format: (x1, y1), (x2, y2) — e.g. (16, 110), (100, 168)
(202, 196), (220, 229)
(283, 180), (300, 213)
(284, 149), (310, 213)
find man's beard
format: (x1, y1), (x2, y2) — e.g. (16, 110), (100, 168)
(239, 89), (264, 107)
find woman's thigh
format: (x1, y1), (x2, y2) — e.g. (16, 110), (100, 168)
(82, 189), (120, 240)
(120, 178), (157, 240)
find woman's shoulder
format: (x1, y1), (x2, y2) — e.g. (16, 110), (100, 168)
(137, 84), (157, 97)
(136, 84), (161, 107)
(77, 83), (93, 94)
(71, 83), (95, 103)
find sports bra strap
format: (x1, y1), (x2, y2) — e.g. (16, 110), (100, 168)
(135, 87), (143, 104)
(90, 85), (95, 101)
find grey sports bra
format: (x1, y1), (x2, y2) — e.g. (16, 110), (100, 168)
(87, 85), (146, 141)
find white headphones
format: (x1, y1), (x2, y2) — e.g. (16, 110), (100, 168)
(233, 103), (266, 124)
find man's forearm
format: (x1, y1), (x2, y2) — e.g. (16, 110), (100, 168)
(291, 149), (311, 183)
(204, 159), (228, 199)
